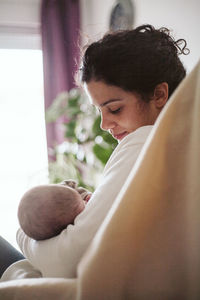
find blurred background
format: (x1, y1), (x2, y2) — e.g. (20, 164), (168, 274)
(0, 0), (199, 248)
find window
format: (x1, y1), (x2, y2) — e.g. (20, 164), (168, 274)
(0, 49), (48, 249)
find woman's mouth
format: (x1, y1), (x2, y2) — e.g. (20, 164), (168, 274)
(113, 131), (128, 141)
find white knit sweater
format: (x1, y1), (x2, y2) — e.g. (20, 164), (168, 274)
(2, 125), (153, 281)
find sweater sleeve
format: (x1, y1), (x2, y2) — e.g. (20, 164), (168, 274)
(16, 126), (152, 278)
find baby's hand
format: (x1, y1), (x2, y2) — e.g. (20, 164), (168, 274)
(76, 187), (92, 202)
(60, 180), (77, 189)
(60, 179), (92, 202)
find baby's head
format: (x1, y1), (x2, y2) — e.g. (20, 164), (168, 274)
(18, 184), (85, 240)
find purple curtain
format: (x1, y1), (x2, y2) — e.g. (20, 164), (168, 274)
(41, 0), (80, 160)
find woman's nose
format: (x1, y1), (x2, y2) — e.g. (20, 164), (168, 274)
(100, 112), (115, 131)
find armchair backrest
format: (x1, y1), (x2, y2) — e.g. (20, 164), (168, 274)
(78, 60), (200, 299)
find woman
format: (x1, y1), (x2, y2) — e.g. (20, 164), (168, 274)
(1, 24), (188, 280)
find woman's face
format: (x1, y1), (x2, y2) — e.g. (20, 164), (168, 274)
(85, 80), (159, 141)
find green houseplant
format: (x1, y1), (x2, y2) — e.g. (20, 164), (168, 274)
(46, 88), (117, 191)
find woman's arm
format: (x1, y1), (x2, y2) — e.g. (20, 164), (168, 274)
(17, 126), (153, 278)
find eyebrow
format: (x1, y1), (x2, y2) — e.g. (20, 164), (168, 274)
(100, 98), (123, 107)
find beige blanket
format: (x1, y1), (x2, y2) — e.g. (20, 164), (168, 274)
(0, 60), (200, 299)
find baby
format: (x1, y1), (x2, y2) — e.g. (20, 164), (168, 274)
(18, 180), (91, 241)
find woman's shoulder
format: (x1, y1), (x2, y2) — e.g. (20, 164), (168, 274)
(120, 125), (154, 147)
(111, 124), (153, 156)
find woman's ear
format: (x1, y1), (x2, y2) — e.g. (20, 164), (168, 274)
(152, 82), (169, 109)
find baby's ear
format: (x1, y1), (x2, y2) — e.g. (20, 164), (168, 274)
(60, 179), (77, 189)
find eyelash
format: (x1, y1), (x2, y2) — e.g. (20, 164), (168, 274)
(109, 108), (121, 114)
(97, 107), (122, 115)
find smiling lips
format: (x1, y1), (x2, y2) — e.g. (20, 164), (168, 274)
(112, 131), (128, 141)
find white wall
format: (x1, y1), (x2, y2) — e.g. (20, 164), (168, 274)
(80, 0), (200, 72)
(0, 0), (199, 70)
(80, 0), (115, 44)
(134, 0), (200, 72)
(0, 0), (41, 49)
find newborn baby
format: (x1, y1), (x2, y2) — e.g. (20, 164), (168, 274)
(18, 180), (91, 241)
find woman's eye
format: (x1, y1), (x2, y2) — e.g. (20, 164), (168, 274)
(110, 107), (121, 114)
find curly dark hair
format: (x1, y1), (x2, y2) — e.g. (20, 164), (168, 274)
(80, 24), (189, 101)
